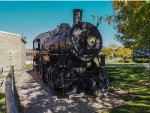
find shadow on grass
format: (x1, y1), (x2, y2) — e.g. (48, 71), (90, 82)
(106, 64), (150, 113)
(107, 64), (148, 89)
(110, 104), (150, 113)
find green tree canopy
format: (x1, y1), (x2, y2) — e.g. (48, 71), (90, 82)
(112, 1), (150, 49)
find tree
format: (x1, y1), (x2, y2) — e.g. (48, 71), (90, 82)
(101, 43), (132, 58)
(101, 43), (119, 58)
(116, 47), (132, 57)
(101, 47), (112, 58)
(112, 1), (150, 49)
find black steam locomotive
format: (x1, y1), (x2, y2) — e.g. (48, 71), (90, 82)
(33, 9), (111, 95)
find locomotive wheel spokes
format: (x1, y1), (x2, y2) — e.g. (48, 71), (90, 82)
(45, 67), (51, 87)
(51, 67), (78, 95)
(86, 79), (98, 91)
(51, 68), (64, 91)
(42, 64), (47, 83)
(65, 84), (78, 95)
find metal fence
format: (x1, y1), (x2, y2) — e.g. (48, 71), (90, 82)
(5, 66), (19, 113)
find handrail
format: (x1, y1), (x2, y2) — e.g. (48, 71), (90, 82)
(5, 66), (19, 113)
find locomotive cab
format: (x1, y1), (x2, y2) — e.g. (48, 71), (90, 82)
(33, 39), (41, 51)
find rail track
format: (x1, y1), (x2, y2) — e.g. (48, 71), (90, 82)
(15, 70), (124, 113)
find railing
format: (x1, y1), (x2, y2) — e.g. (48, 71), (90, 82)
(5, 66), (19, 113)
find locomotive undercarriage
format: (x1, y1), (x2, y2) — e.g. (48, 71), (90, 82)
(40, 54), (110, 95)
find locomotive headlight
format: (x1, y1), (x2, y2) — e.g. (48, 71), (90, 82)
(87, 36), (95, 46)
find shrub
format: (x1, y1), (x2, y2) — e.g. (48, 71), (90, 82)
(119, 57), (133, 63)
(133, 58), (149, 63)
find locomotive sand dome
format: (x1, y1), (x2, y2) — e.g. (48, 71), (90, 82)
(33, 9), (110, 95)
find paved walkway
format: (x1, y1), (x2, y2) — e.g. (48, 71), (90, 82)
(15, 70), (124, 113)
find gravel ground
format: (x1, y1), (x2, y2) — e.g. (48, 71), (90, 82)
(15, 70), (124, 113)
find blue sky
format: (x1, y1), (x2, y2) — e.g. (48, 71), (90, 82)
(0, 1), (121, 49)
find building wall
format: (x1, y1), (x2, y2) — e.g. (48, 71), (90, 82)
(26, 49), (33, 64)
(0, 31), (26, 72)
(21, 38), (26, 71)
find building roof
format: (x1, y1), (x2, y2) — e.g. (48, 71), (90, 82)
(0, 31), (27, 43)
(0, 31), (22, 37)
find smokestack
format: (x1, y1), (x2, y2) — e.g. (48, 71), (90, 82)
(73, 9), (83, 25)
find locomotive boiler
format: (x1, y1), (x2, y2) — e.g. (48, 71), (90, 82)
(33, 9), (111, 95)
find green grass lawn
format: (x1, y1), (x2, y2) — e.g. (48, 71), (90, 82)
(0, 76), (5, 113)
(104, 64), (150, 113)
(0, 93), (5, 113)
(26, 64), (33, 71)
